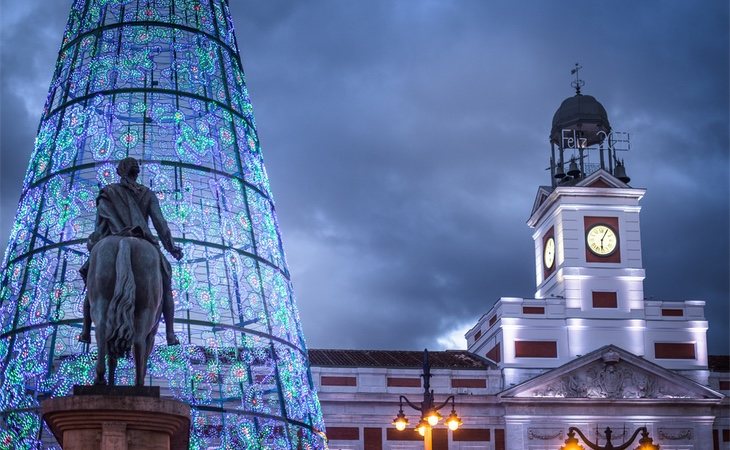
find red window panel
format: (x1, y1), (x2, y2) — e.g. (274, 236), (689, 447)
(719, 380), (730, 390)
(364, 428), (382, 450)
(654, 343), (696, 360)
(451, 378), (486, 388)
(453, 428), (491, 441)
(326, 427), (359, 440)
(474, 330), (482, 341)
(661, 308), (684, 316)
(592, 291), (618, 308)
(432, 428), (448, 450)
(386, 428), (422, 441)
(387, 377), (421, 388)
(489, 315), (497, 327)
(714, 429), (720, 450)
(495, 429), (505, 450)
(523, 306), (545, 314)
(321, 376), (357, 386)
(515, 341), (557, 358)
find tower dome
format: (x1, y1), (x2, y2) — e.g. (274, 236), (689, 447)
(548, 64), (630, 185)
(550, 93), (611, 147)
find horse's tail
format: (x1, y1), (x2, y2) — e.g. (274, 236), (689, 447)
(106, 237), (136, 358)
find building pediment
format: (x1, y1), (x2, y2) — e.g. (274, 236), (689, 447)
(529, 171), (627, 219)
(530, 186), (554, 218)
(527, 170), (646, 227)
(574, 169), (629, 189)
(500, 345), (722, 401)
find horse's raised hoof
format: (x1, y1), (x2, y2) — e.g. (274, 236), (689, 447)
(78, 332), (91, 344)
(166, 334), (180, 346)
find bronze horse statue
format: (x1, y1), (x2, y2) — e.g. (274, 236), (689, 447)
(86, 234), (164, 386)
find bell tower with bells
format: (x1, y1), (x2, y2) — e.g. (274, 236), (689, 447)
(528, 64), (645, 319)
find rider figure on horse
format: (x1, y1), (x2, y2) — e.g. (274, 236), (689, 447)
(79, 157), (183, 345)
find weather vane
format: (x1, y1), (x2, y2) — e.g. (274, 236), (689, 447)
(571, 62), (585, 94)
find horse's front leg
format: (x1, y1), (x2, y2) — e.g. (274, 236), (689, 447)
(134, 342), (146, 387)
(94, 323), (106, 385)
(108, 355), (118, 386)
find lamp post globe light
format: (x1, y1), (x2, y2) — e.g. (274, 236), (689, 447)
(560, 426), (660, 450)
(391, 349), (463, 450)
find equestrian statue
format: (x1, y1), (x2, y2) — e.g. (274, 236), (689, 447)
(79, 158), (183, 386)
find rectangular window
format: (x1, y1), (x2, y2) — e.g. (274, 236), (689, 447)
(387, 377), (421, 388)
(515, 340), (557, 358)
(714, 429), (720, 450)
(433, 429), (448, 449)
(654, 343), (696, 359)
(495, 429), (505, 450)
(327, 427), (359, 440)
(474, 330), (482, 341)
(451, 378), (486, 388)
(592, 291), (617, 308)
(719, 380), (730, 390)
(523, 306), (545, 314)
(364, 428), (382, 450)
(386, 428), (422, 441)
(661, 308), (684, 316)
(489, 315), (497, 326)
(321, 376), (357, 386)
(453, 429), (491, 442)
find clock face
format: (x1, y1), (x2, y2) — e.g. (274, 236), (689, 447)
(543, 237), (555, 269)
(586, 224), (618, 256)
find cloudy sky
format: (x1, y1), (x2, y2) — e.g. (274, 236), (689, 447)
(1, 1), (728, 355)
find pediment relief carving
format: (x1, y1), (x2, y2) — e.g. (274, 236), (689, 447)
(523, 353), (696, 399)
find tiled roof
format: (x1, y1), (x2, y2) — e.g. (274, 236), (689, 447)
(308, 349), (493, 369)
(709, 355), (729, 372)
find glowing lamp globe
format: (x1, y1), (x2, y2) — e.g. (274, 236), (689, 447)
(416, 419), (429, 437)
(637, 432), (660, 450)
(445, 410), (463, 431)
(561, 435), (585, 450)
(392, 411), (409, 431)
(426, 409), (442, 426)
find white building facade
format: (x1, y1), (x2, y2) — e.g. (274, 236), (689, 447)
(310, 86), (728, 450)
(311, 348), (728, 450)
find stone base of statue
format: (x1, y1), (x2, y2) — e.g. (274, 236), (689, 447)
(41, 386), (190, 450)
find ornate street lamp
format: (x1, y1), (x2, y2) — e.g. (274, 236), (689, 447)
(391, 349), (463, 450)
(560, 426), (660, 450)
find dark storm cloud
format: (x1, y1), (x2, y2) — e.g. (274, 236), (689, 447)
(1, 0), (71, 250)
(1, 1), (728, 353)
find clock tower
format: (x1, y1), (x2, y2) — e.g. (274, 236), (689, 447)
(528, 79), (644, 317)
(526, 77), (651, 357)
(467, 71), (709, 386)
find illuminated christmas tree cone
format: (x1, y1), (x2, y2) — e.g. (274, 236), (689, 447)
(0, 1), (326, 448)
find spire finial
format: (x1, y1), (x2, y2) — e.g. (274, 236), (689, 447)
(570, 63), (585, 94)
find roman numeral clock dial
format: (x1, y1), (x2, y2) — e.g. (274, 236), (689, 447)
(586, 224), (617, 256)
(543, 237), (555, 269)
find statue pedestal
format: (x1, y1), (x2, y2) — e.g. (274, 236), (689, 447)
(41, 386), (190, 450)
